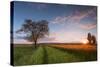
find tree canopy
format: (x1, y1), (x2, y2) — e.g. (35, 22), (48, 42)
(16, 19), (49, 48)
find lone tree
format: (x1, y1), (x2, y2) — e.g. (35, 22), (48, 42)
(16, 19), (49, 48)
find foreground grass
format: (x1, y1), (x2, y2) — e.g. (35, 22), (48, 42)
(14, 45), (97, 66)
(14, 46), (44, 66)
(14, 47), (34, 65)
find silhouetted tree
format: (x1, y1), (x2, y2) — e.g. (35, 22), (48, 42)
(87, 33), (97, 46)
(87, 33), (92, 44)
(16, 19), (49, 48)
(91, 35), (97, 45)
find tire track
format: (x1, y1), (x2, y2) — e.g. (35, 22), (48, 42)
(42, 46), (48, 64)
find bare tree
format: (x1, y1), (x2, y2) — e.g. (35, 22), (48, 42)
(16, 19), (49, 48)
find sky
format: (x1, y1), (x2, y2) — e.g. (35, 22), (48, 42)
(12, 1), (97, 44)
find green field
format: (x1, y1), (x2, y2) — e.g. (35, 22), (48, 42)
(14, 45), (97, 66)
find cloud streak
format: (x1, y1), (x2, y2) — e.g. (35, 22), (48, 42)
(51, 7), (97, 30)
(52, 7), (96, 23)
(79, 23), (97, 30)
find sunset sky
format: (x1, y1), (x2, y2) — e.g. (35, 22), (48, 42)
(13, 1), (97, 44)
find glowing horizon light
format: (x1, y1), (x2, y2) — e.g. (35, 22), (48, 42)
(81, 39), (88, 44)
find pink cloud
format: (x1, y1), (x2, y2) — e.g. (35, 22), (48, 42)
(79, 23), (97, 30)
(46, 30), (87, 43)
(14, 39), (32, 44)
(39, 37), (55, 41)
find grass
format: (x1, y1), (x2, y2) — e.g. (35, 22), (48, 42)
(14, 46), (45, 66)
(14, 46), (34, 66)
(49, 46), (97, 61)
(45, 46), (81, 63)
(28, 46), (44, 65)
(14, 44), (97, 66)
